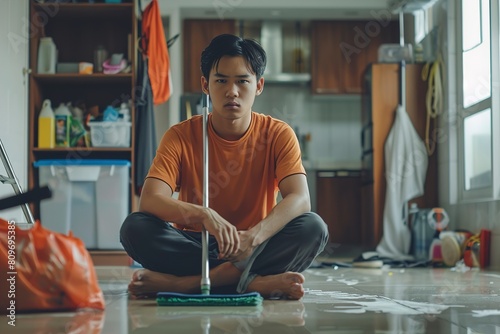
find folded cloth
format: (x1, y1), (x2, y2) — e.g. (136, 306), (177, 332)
(352, 251), (385, 268)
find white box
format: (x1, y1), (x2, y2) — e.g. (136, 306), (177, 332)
(34, 159), (130, 249)
(89, 121), (131, 147)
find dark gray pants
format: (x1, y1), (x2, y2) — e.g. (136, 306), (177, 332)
(120, 212), (328, 293)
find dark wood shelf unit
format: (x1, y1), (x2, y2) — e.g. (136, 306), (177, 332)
(33, 2), (133, 18)
(28, 0), (138, 220)
(32, 73), (133, 84)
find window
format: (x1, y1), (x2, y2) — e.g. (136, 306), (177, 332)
(463, 108), (491, 190)
(462, 0), (491, 108)
(457, 0), (498, 200)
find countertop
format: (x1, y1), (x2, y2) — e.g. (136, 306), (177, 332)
(302, 160), (362, 171)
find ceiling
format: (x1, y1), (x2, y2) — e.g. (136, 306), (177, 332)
(155, 0), (395, 20)
(179, 7), (398, 21)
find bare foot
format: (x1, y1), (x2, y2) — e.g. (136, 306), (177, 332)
(246, 272), (305, 300)
(128, 269), (198, 299)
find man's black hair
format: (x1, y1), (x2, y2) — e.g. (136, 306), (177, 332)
(201, 34), (267, 80)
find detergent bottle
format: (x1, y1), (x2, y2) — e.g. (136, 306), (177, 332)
(54, 103), (72, 147)
(38, 99), (55, 148)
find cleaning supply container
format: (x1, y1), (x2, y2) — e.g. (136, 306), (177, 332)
(37, 99), (55, 148)
(440, 230), (472, 266)
(54, 103), (72, 147)
(34, 159), (130, 249)
(409, 204), (435, 261)
(89, 121), (131, 147)
(37, 37), (57, 74)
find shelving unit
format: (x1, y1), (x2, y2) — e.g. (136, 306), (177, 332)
(28, 1), (137, 244)
(360, 64), (438, 248)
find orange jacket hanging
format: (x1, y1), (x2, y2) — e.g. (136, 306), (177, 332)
(142, 0), (172, 105)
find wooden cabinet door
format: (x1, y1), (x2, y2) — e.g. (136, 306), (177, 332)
(311, 21), (342, 94)
(340, 21), (399, 94)
(316, 172), (362, 244)
(311, 20), (398, 95)
(338, 21), (368, 94)
(183, 20), (236, 93)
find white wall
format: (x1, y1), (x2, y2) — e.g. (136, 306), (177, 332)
(253, 86), (362, 164)
(0, 0), (29, 224)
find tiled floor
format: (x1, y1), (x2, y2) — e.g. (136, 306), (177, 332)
(3, 265), (500, 333)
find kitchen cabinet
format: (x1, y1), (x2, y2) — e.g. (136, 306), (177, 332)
(360, 63), (438, 248)
(316, 170), (362, 245)
(311, 20), (399, 95)
(28, 1), (136, 257)
(183, 19), (236, 93)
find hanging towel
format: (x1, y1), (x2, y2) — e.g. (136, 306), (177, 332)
(142, 0), (172, 105)
(135, 56), (157, 194)
(135, 1), (157, 195)
(376, 105), (428, 260)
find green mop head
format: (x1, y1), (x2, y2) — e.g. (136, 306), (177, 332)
(156, 292), (263, 307)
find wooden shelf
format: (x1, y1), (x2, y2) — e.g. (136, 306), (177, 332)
(33, 147), (132, 152)
(89, 250), (131, 267)
(32, 147), (133, 161)
(33, 73), (132, 84)
(33, 3), (133, 18)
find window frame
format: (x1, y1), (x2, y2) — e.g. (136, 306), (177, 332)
(456, 0), (500, 202)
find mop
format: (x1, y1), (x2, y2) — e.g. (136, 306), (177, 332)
(157, 94), (263, 306)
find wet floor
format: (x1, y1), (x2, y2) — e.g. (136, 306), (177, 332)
(3, 265), (500, 333)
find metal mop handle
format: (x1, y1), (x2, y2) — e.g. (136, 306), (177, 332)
(399, 8), (406, 110)
(0, 139), (36, 224)
(201, 93), (211, 295)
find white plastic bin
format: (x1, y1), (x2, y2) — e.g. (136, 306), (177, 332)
(34, 159), (130, 249)
(89, 121), (131, 147)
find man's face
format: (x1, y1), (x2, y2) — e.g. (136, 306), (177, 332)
(202, 56), (264, 121)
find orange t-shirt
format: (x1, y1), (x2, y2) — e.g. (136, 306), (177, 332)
(147, 112), (305, 230)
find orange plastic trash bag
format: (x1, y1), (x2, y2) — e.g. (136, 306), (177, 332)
(0, 219), (105, 313)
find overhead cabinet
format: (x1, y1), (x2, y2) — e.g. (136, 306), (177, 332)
(311, 20), (399, 95)
(183, 19), (236, 93)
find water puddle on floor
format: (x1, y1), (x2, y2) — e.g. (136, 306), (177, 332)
(303, 290), (465, 315)
(471, 310), (500, 317)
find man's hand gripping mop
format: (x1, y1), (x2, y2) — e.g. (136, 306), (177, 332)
(156, 94), (263, 306)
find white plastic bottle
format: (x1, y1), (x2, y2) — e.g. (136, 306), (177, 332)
(38, 99), (55, 148)
(37, 37), (57, 74)
(118, 102), (130, 122)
